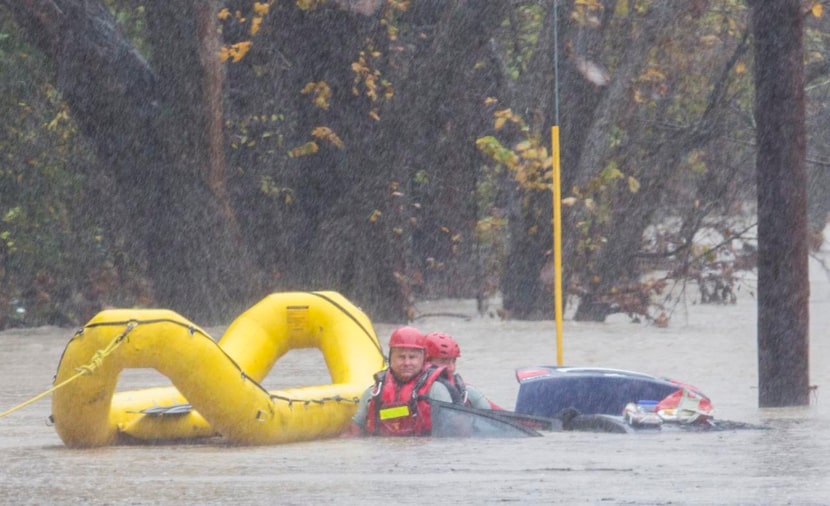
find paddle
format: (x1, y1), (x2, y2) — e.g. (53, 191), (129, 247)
(429, 401), (544, 437)
(480, 408), (562, 431)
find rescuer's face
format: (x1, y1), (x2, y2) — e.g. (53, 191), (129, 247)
(389, 348), (424, 382)
(430, 356), (457, 375)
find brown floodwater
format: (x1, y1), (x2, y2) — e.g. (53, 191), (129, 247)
(2, 267), (829, 505)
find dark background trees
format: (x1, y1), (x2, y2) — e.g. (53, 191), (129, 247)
(2, 0), (257, 324)
(0, 0), (823, 378)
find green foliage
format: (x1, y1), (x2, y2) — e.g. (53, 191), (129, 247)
(259, 175), (295, 204)
(476, 106), (552, 192)
(491, 3), (545, 80)
(0, 15), (118, 328)
(103, 0), (150, 58)
(567, 160), (635, 258)
(225, 112), (296, 202)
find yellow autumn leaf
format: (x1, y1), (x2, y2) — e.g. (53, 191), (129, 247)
(288, 141), (319, 158)
(735, 62), (746, 74)
(515, 140), (532, 151)
(561, 197), (578, 207)
(217, 8), (231, 20)
(228, 41), (252, 63)
(301, 81), (331, 110)
(47, 109), (69, 130)
(812, 2), (823, 17)
(484, 97), (498, 105)
(369, 209), (382, 223)
(627, 176), (640, 193)
(311, 126), (345, 149)
(253, 2), (270, 16)
(250, 16), (262, 35)
(494, 117), (507, 130)
(584, 198), (596, 211)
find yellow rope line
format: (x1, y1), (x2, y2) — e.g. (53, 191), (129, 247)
(0, 321), (136, 419)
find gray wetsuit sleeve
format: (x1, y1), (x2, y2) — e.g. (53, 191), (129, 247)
(351, 387), (374, 428)
(427, 381), (453, 403)
(465, 384), (492, 410)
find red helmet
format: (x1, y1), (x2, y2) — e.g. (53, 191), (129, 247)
(424, 332), (461, 359)
(388, 326), (425, 350)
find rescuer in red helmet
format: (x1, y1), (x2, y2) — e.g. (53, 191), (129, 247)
(346, 326), (454, 436)
(423, 331), (499, 410)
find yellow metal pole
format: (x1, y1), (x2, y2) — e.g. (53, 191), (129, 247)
(551, 126), (564, 366)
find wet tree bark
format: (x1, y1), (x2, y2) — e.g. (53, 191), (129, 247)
(750, 0), (811, 407)
(4, 0), (259, 324)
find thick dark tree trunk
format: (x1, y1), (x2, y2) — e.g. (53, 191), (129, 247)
(751, 0), (810, 407)
(502, 189), (553, 320)
(4, 0), (259, 324)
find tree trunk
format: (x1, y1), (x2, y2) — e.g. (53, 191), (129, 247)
(194, 1), (236, 228)
(750, 0), (811, 407)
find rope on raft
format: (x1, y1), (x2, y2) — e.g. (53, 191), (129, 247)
(0, 321), (137, 418)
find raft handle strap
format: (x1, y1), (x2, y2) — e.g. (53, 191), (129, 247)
(269, 394), (360, 407)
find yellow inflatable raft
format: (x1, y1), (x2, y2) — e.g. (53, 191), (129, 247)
(51, 291), (385, 448)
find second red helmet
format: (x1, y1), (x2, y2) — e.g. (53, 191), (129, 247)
(424, 332), (461, 359)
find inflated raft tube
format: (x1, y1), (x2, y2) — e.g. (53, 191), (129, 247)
(51, 291), (385, 447)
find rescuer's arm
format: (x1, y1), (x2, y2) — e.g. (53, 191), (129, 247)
(341, 387), (373, 438)
(465, 384), (497, 410)
(427, 381), (453, 403)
